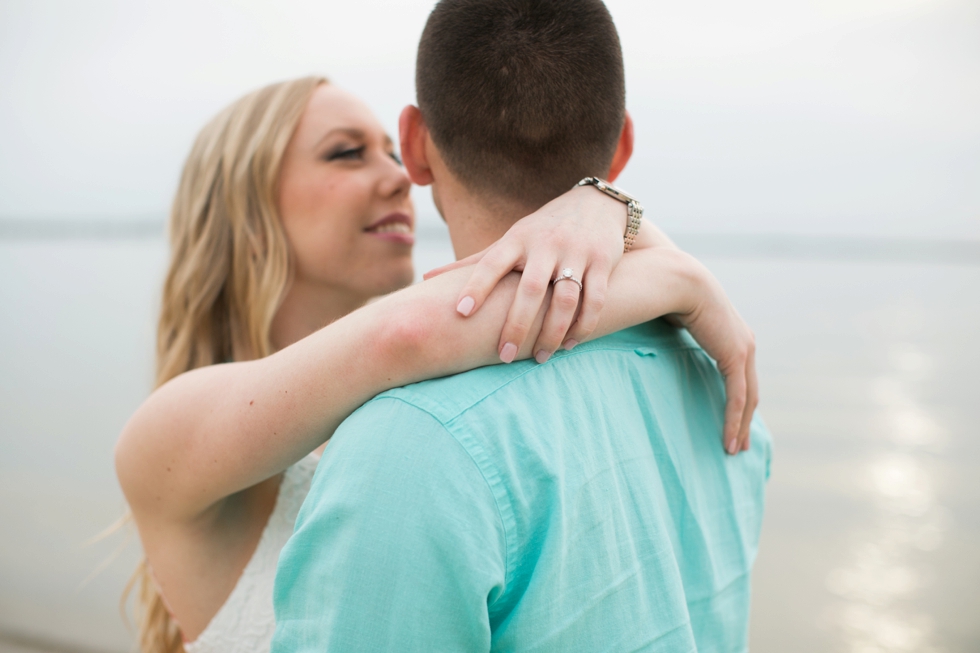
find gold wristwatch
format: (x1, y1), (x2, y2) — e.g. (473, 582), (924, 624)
(576, 177), (643, 252)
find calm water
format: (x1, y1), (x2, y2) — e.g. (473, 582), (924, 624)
(1, 229), (978, 652)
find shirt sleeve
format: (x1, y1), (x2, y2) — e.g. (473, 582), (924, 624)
(271, 396), (508, 653)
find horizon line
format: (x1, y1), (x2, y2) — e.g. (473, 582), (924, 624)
(1, 217), (977, 265)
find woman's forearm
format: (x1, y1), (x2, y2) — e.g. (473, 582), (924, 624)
(115, 266), (524, 521)
(116, 246), (707, 521)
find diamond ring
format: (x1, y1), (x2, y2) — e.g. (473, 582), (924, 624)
(553, 267), (583, 292)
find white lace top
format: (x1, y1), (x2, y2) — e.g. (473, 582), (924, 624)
(184, 454), (319, 653)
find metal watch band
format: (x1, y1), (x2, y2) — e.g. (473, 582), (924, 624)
(576, 177), (644, 252)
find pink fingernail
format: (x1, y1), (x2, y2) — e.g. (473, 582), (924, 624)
(499, 342), (518, 364)
(456, 296), (475, 316)
(562, 339), (579, 351)
(727, 438), (738, 455)
(535, 350), (551, 364)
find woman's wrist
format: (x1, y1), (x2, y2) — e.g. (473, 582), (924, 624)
(668, 249), (712, 321)
(627, 219), (678, 252)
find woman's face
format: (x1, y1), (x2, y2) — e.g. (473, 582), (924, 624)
(278, 84), (415, 304)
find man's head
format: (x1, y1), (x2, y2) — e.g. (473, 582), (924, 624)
(400, 0), (632, 253)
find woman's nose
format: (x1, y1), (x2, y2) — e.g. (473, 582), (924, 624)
(378, 154), (412, 199)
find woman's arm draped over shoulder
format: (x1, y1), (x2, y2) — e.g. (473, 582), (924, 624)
(116, 240), (744, 524)
(116, 267), (513, 522)
(590, 244), (759, 454)
(428, 188), (758, 452)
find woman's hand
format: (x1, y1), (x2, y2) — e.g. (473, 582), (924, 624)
(425, 184), (626, 364)
(670, 263), (759, 455)
(425, 186), (760, 455)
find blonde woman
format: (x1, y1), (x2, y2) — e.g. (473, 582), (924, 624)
(115, 76), (758, 653)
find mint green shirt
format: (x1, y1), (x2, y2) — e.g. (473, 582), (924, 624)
(273, 321), (772, 652)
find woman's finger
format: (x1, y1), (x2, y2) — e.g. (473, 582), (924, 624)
(739, 345), (759, 452)
(423, 248), (488, 280)
(497, 256), (557, 363)
(452, 240), (526, 317)
(531, 259), (588, 362)
(561, 260), (610, 348)
(722, 361), (748, 455)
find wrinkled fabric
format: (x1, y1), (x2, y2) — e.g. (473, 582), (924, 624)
(273, 321), (772, 653)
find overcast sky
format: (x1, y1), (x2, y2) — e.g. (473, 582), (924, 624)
(1, 0), (977, 238)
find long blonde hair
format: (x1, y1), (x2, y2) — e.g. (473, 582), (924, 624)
(129, 75), (326, 653)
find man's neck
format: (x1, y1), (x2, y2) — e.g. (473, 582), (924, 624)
(432, 180), (536, 259)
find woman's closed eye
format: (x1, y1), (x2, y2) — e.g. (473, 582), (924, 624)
(325, 145), (366, 162)
(323, 144), (402, 166)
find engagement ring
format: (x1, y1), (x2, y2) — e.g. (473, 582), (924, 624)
(553, 267), (583, 292)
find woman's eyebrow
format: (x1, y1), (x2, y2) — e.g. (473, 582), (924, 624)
(314, 127), (366, 150)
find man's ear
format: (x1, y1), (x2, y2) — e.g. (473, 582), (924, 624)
(606, 111), (634, 183)
(399, 105), (434, 186)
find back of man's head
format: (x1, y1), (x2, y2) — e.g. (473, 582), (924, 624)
(416, 0), (625, 210)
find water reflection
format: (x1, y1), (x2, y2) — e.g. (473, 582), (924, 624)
(826, 344), (948, 653)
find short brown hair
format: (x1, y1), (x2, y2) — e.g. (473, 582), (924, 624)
(417, 0), (625, 208)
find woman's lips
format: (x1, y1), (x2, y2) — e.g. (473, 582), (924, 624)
(365, 213), (415, 245)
